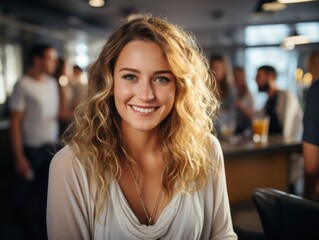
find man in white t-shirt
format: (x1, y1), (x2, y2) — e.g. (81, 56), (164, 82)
(9, 43), (59, 240)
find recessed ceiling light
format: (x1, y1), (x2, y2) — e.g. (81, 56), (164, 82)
(88, 0), (105, 8)
(262, 1), (287, 11)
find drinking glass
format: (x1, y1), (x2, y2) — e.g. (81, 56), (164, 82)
(218, 110), (237, 142)
(252, 115), (270, 144)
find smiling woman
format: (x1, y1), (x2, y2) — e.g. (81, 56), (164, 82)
(46, 14), (237, 240)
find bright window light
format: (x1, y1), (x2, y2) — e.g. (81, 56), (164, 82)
(278, 0), (315, 3)
(245, 24), (290, 46)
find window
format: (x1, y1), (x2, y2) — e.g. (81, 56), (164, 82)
(296, 22), (319, 43)
(0, 44), (22, 105)
(245, 24), (290, 46)
(245, 47), (298, 110)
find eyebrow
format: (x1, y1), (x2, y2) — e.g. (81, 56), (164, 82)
(119, 68), (174, 75)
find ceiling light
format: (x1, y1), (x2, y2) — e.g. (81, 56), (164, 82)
(262, 0), (287, 11)
(127, 13), (142, 21)
(88, 0), (105, 8)
(278, 0), (316, 3)
(281, 29), (310, 50)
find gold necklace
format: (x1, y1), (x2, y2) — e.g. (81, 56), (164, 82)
(126, 162), (163, 226)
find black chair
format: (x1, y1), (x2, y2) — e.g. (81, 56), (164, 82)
(231, 202), (264, 240)
(252, 187), (319, 240)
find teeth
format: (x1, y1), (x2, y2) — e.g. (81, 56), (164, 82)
(132, 106), (155, 113)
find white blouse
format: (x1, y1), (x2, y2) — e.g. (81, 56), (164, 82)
(47, 136), (237, 240)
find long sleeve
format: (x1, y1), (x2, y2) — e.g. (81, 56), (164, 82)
(209, 136), (238, 239)
(47, 146), (94, 240)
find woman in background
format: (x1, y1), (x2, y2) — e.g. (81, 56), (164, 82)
(47, 14), (237, 239)
(233, 66), (254, 134)
(210, 54), (237, 139)
(210, 54), (236, 111)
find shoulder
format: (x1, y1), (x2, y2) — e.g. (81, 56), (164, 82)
(207, 134), (223, 165)
(311, 79), (319, 88)
(208, 134), (221, 150)
(50, 145), (85, 179)
(12, 76), (29, 89)
(9, 77), (29, 109)
(305, 80), (319, 113)
(277, 89), (290, 98)
(308, 80), (319, 95)
(277, 89), (298, 103)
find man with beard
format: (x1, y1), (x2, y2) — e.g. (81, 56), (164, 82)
(256, 65), (304, 195)
(255, 65), (303, 139)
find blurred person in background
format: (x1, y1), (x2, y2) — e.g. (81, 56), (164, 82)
(210, 54), (237, 138)
(233, 66), (254, 134)
(256, 65), (304, 195)
(255, 65), (303, 139)
(54, 61), (86, 137)
(302, 49), (319, 202)
(210, 54), (236, 112)
(69, 65), (86, 108)
(9, 43), (59, 240)
(54, 58), (74, 137)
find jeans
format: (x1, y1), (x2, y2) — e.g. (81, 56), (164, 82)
(12, 143), (61, 240)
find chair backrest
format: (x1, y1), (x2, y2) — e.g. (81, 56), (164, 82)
(252, 188), (319, 240)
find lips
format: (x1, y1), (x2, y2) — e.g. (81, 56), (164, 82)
(131, 105), (156, 113)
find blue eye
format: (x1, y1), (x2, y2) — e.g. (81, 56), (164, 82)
(155, 76), (170, 83)
(123, 74), (136, 81)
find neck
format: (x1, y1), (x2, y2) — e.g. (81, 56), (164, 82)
(122, 127), (161, 165)
(27, 67), (45, 81)
(268, 87), (278, 97)
(268, 80), (278, 97)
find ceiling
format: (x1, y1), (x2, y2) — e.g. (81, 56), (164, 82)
(1, 0), (319, 47)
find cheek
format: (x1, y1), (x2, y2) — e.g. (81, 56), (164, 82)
(114, 83), (131, 103)
(158, 88), (175, 107)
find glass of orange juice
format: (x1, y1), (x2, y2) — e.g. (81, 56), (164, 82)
(252, 115), (270, 143)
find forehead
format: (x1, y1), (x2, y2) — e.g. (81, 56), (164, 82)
(115, 40), (169, 68)
(121, 39), (162, 53)
(257, 69), (266, 75)
(43, 48), (57, 58)
(211, 59), (223, 66)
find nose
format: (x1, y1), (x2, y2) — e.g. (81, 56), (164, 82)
(138, 79), (155, 101)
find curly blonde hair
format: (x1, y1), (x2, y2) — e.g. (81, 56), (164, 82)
(64, 14), (219, 217)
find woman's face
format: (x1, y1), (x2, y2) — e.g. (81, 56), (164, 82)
(210, 59), (225, 82)
(113, 40), (176, 133)
(234, 69), (245, 88)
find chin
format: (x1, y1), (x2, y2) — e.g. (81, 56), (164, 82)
(127, 122), (158, 132)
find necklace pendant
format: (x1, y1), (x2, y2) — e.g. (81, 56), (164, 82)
(148, 218), (152, 226)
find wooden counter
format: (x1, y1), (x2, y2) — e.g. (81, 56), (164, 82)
(221, 135), (302, 204)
